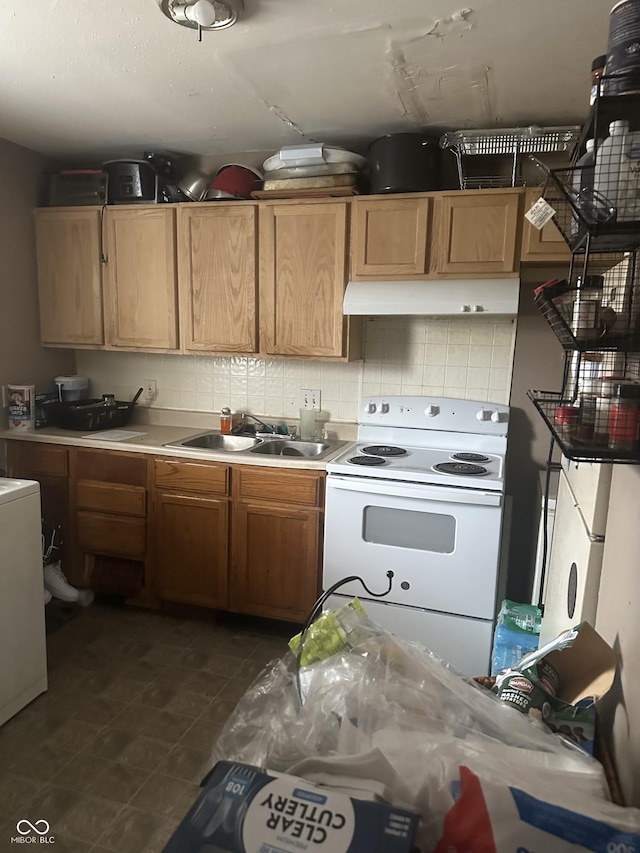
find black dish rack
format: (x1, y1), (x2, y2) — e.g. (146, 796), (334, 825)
(42, 398), (137, 431)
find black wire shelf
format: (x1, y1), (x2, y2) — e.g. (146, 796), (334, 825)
(528, 390), (640, 464)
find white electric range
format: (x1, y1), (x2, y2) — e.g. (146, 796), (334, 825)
(323, 395), (511, 676)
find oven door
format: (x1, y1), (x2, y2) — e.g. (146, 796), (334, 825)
(323, 474), (504, 620)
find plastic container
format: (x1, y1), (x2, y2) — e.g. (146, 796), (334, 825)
(571, 274), (604, 340)
(593, 121), (629, 214)
(299, 407), (317, 441)
(608, 382), (640, 451)
(604, 0), (640, 92)
(54, 375), (89, 402)
(220, 407), (232, 435)
(573, 140), (596, 193)
(491, 599), (542, 676)
(554, 405), (579, 441)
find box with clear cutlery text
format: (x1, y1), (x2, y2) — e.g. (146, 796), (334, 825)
(163, 760), (418, 853)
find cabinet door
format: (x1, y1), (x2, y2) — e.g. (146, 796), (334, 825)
(104, 207), (179, 350)
(521, 189), (571, 262)
(178, 204), (258, 353)
(260, 201), (348, 357)
(351, 197), (431, 276)
(435, 191), (521, 275)
(34, 208), (104, 346)
(230, 500), (321, 621)
(154, 491), (229, 608)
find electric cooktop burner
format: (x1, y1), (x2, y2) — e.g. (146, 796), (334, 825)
(451, 452), (490, 463)
(361, 445), (407, 457)
(348, 455), (387, 466)
(433, 462), (488, 476)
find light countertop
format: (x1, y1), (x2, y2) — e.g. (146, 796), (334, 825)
(0, 421), (354, 471)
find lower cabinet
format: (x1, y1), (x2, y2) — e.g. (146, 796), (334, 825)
(229, 466), (324, 622)
(151, 457), (230, 608)
(5, 440), (324, 621)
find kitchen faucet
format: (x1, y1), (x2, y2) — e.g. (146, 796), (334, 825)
(232, 413), (286, 436)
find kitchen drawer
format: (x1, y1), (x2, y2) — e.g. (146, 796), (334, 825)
(76, 479), (146, 517)
(73, 447), (147, 485)
(76, 510), (146, 558)
(235, 466), (325, 507)
(8, 441), (68, 478)
(154, 457), (230, 496)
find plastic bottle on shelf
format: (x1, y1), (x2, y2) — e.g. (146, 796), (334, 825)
(618, 131), (640, 221)
(572, 140), (596, 234)
(220, 407), (232, 434)
(593, 120), (629, 215)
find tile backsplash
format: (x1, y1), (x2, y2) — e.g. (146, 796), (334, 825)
(77, 316), (516, 424)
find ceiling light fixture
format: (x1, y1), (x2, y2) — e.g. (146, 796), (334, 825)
(158, 0), (244, 41)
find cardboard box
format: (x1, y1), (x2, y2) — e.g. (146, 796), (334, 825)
(162, 761), (419, 853)
(493, 622), (619, 753)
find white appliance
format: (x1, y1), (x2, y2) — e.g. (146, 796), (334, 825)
(0, 479), (48, 726)
(323, 395), (510, 676)
(531, 469), (559, 608)
(538, 459), (612, 647)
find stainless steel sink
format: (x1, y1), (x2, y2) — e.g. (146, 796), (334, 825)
(164, 432), (347, 460)
(249, 440), (332, 457)
(165, 432), (260, 451)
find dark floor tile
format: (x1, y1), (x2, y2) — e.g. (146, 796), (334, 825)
(134, 685), (210, 719)
(48, 718), (105, 752)
(98, 805), (166, 853)
(85, 728), (137, 762)
(158, 743), (214, 784)
(116, 736), (171, 772)
(219, 677), (254, 704)
(98, 678), (148, 704)
(88, 762), (151, 804)
(54, 793), (124, 844)
(21, 783), (81, 827)
(139, 644), (184, 669)
(8, 742), (76, 783)
(130, 774), (199, 818)
(153, 664), (201, 689)
(179, 718), (223, 752)
(180, 670), (229, 699)
(51, 753), (112, 792)
(0, 773), (45, 824)
(201, 652), (250, 679)
(45, 664), (89, 693)
(110, 707), (192, 745)
(76, 696), (130, 727)
(143, 814), (185, 853)
(118, 660), (169, 684)
(199, 696), (239, 726)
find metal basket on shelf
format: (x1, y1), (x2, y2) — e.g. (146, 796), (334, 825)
(440, 126), (581, 189)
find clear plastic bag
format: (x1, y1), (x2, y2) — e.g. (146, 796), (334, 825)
(212, 605), (611, 852)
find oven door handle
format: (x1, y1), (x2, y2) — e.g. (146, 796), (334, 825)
(327, 475), (502, 506)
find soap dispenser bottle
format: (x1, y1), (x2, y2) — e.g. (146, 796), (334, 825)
(220, 407), (232, 435)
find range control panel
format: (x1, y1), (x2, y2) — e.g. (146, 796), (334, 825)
(359, 395), (510, 434)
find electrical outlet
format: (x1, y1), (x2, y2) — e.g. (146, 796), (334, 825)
(300, 388), (321, 410)
(144, 379), (157, 402)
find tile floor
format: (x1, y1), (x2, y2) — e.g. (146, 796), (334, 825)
(0, 601), (292, 852)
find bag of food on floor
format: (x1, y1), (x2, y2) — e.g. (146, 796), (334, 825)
(434, 765), (640, 853)
(492, 622), (618, 754)
(491, 598), (542, 675)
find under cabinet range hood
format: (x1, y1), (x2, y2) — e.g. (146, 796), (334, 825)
(343, 278), (520, 316)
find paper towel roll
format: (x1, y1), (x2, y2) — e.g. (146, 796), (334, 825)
(299, 408), (318, 441)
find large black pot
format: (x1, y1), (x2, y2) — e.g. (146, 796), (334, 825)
(368, 133), (441, 194)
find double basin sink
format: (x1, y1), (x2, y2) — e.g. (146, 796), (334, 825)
(164, 431), (347, 460)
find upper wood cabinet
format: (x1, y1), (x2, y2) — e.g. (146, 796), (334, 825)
(34, 208), (104, 346)
(433, 190), (521, 275)
(259, 200), (360, 359)
(177, 204), (258, 354)
(350, 196), (432, 277)
(103, 206), (179, 350)
(521, 188), (571, 263)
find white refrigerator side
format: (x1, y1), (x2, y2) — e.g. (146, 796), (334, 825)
(0, 479), (48, 727)
(539, 467), (609, 647)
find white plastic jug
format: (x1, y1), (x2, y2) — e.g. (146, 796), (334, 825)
(593, 120), (629, 214)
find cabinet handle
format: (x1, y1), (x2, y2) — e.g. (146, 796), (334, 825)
(100, 203), (107, 266)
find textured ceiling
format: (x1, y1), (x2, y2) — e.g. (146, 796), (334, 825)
(0, 0), (614, 167)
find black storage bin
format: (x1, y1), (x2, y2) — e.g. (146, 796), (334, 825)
(42, 399), (137, 431)
(368, 133), (441, 194)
